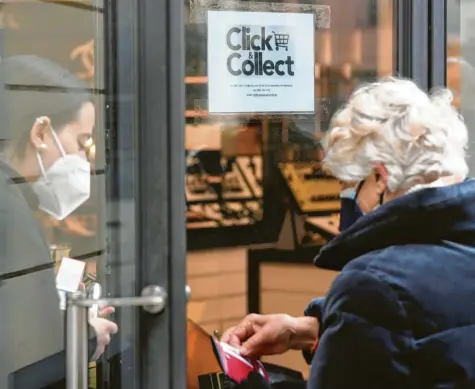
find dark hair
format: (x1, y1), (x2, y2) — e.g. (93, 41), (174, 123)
(0, 55), (92, 158)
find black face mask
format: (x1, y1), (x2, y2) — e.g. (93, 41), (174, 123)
(339, 181), (364, 232)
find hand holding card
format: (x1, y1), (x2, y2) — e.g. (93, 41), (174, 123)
(215, 341), (269, 384)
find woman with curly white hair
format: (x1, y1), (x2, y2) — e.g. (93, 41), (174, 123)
(222, 78), (475, 389)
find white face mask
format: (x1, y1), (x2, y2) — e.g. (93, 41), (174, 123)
(32, 130), (91, 220)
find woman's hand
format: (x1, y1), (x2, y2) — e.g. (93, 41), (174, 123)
(98, 306), (115, 317)
(89, 306), (118, 361)
(77, 283), (118, 360)
(221, 314), (318, 358)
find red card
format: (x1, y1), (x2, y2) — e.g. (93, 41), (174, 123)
(215, 341), (270, 384)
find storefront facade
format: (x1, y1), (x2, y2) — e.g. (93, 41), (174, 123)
(0, 0), (466, 388)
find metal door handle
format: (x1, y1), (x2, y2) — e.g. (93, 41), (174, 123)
(86, 282), (102, 320)
(71, 285), (167, 314)
(67, 292), (89, 389)
(66, 285), (168, 389)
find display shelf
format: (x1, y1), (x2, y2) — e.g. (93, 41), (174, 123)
(278, 162), (340, 214)
(185, 110), (275, 119)
(271, 160), (341, 250)
(185, 73), (267, 246)
(185, 152), (264, 230)
(305, 215), (340, 240)
(184, 69), (341, 250)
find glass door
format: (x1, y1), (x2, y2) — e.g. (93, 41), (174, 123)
(0, 0), (186, 388)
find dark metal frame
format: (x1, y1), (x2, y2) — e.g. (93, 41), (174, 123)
(136, 0), (187, 388)
(429, 0), (447, 88)
(395, 0), (430, 89)
(247, 248), (318, 314)
(166, 0), (188, 386)
(104, 0), (140, 387)
(106, 0), (186, 387)
(394, 0), (447, 89)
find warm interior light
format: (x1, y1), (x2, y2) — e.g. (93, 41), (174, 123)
(89, 143), (96, 160)
(85, 138), (96, 160)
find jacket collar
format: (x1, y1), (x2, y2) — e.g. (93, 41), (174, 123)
(315, 179), (475, 271)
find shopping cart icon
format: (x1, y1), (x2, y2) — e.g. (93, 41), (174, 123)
(272, 31), (289, 51)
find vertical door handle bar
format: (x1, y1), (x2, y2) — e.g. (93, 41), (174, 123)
(66, 285), (168, 389)
(66, 291), (89, 389)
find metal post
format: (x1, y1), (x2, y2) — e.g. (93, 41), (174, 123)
(64, 285), (167, 388)
(66, 291), (89, 389)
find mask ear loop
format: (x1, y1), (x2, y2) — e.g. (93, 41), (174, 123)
(354, 180), (365, 199)
(50, 129), (67, 157)
(34, 120), (67, 184)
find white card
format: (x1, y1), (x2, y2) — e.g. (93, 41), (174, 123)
(56, 257), (86, 293)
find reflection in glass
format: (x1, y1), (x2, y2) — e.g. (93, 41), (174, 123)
(0, 53), (99, 388)
(0, 1), (129, 388)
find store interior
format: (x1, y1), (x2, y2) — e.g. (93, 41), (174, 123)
(184, 0), (393, 376)
(1, 0), (464, 385)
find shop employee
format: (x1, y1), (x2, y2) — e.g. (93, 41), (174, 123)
(0, 55), (117, 389)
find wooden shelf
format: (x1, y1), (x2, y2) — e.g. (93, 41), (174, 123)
(186, 110), (271, 119)
(186, 110), (209, 118)
(185, 76), (208, 84)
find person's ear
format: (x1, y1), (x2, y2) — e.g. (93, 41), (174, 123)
(30, 116), (52, 151)
(373, 163), (389, 195)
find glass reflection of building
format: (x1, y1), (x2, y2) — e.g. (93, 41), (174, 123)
(2, 1), (102, 279)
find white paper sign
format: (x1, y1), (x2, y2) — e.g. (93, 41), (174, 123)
(207, 10), (315, 114)
(56, 257), (86, 293)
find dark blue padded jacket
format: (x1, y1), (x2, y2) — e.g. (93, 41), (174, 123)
(304, 179), (475, 389)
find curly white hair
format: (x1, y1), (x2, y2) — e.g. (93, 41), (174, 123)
(323, 77), (469, 192)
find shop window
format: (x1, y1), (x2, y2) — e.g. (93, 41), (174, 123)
(183, 0), (394, 250)
(184, 1), (396, 377)
(0, 0), (108, 385)
(447, 0), (475, 173)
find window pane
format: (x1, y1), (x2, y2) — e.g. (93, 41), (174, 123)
(185, 0), (393, 248)
(447, 0), (475, 172)
(184, 0), (394, 373)
(0, 1), (137, 387)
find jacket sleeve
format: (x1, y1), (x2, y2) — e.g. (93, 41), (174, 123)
(302, 297), (325, 364)
(307, 269), (412, 389)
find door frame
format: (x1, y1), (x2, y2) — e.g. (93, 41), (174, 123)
(136, 0), (187, 387)
(395, 0), (447, 89)
(395, 0), (430, 87)
(108, 0), (187, 387)
(110, 0), (448, 386)
(429, 0), (447, 88)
